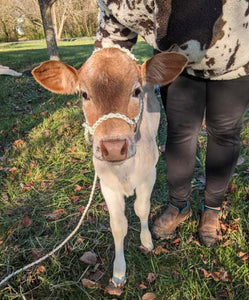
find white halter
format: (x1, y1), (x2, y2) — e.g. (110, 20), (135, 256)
(82, 46), (142, 144)
(82, 97), (144, 144)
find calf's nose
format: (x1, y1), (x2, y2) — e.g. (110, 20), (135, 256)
(100, 139), (128, 162)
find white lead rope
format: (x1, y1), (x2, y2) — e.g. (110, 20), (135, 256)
(0, 173), (98, 287)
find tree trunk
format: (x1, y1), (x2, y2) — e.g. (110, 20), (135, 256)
(38, 0), (59, 60)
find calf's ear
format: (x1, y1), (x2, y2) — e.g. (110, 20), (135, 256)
(141, 52), (188, 87)
(32, 61), (79, 94)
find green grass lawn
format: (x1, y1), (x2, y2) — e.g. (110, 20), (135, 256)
(0, 39), (249, 300)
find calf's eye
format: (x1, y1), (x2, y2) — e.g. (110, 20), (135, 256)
(133, 88), (142, 98)
(81, 91), (89, 100)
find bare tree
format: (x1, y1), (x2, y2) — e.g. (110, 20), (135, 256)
(38, 0), (59, 60)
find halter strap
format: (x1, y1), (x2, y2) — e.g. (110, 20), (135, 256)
(82, 97), (143, 144)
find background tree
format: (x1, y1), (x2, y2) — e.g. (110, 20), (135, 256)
(38, 0), (59, 60)
(0, 0), (98, 43)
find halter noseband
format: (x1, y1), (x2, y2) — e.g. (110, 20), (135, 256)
(82, 96), (144, 144)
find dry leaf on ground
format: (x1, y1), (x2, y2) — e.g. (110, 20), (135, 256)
(139, 283), (148, 289)
(20, 182), (34, 192)
(21, 216), (33, 228)
(43, 209), (66, 220)
(80, 251), (97, 265)
(171, 237), (181, 244)
(105, 280), (123, 296)
(75, 184), (82, 191)
(142, 292), (156, 300)
(153, 245), (169, 255)
(9, 166), (18, 174)
(82, 278), (99, 288)
(90, 269), (104, 281)
(36, 265), (46, 274)
(71, 195), (80, 202)
(13, 139), (24, 147)
(147, 272), (157, 283)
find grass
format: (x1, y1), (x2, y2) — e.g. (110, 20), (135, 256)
(0, 38), (249, 299)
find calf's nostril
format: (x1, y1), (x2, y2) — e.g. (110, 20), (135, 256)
(100, 140), (109, 157)
(120, 139), (128, 155)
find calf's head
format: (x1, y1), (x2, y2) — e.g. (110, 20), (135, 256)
(32, 48), (187, 162)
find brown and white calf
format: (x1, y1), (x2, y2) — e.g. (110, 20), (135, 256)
(32, 48), (187, 286)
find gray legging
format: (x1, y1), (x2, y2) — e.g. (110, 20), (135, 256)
(160, 73), (249, 208)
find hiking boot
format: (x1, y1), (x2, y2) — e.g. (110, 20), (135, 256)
(152, 202), (192, 239)
(198, 205), (221, 247)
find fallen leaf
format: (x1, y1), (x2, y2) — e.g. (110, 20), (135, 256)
(30, 248), (45, 260)
(193, 240), (201, 247)
(153, 245), (169, 255)
(242, 139), (248, 146)
(90, 269), (104, 281)
(21, 216), (33, 228)
(200, 254), (208, 265)
(227, 183), (237, 194)
(82, 279), (98, 288)
(78, 206), (85, 214)
(40, 111), (48, 116)
(0, 240), (3, 246)
(75, 185), (82, 191)
(241, 254), (249, 261)
(105, 280), (123, 296)
(200, 268), (212, 278)
(71, 195), (80, 202)
(139, 283), (148, 289)
(20, 182), (34, 193)
(187, 234), (193, 244)
(13, 139), (24, 147)
(64, 244), (73, 255)
(9, 167), (18, 174)
(171, 238), (181, 244)
(211, 271), (220, 281)
(43, 130), (50, 137)
(147, 272), (157, 283)
(142, 292), (157, 300)
(80, 251), (97, 265)
(43, 209), (66, 220)
(36, 265), (46, 274)
(221, 240), (235, 247)
(219, 271), (230, 282)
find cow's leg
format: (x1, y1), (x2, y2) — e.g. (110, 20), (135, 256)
(134, 168), (156, 251)
(100, 181), (127, 286)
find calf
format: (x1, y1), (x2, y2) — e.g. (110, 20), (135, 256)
(32, 48), (187, 287)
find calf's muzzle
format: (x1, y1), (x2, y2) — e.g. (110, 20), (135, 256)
(100, 139), (128, 162)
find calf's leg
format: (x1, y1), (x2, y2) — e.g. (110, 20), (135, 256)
(134, 169), (156, 251)
(100, 181), (127, 286)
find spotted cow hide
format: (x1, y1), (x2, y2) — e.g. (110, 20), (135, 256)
(95, 0), (249, 80)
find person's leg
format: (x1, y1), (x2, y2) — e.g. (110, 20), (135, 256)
(199, 75), (249, 246)
(153, 74), (206, 239)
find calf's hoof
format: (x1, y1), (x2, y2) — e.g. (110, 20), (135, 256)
(112, 275), (126, 287)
